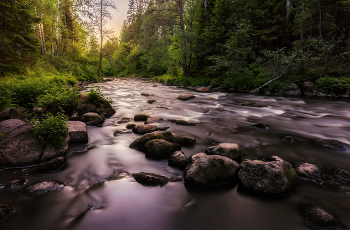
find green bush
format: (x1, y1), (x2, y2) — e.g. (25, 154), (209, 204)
(316, 76), (350, 95)
(87, 86), (113, 106)
(0, 84), (12, 111)
(36, 85), (80, 110)
(32, 113), (69, 149)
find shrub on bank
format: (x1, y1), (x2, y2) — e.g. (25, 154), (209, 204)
(316, 76), (350, 95)
(32, 113), (69, 149)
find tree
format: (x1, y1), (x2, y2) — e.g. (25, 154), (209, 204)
(80, 0), (117, 77)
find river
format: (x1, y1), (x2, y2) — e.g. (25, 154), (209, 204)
(1, 78), (350, 230)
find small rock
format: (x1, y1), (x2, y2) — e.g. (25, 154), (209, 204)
(132, 124), (158, 134)
(177, 94), (195, 101)
(168, 151), (190, 169)
(0, 204), (15, 223)
(252, 123), (267, 129)
(144, 117), (164, 124)
(117, 117), (132, 124)
(241, 102), (268, 107)
(263, 156), (285, 162)
(313, 179), (341, 190)
(304, 205), (341, 230)
(152, 85), (158, 87)
(0, 107), (26, 122)
(129, 131), (174, 150)
(174, 136), (196, 146)
(81, 112), (105, 126)
(295, 162), (324, 179)
(157, 125), (170, 131)
(27, 181), (65, 196)
(168, 119), (196, 126)
(4, 179), (26, 189)
(126, 123), (136, 129)
(145, 139), (181, 159)
(113, 130), (132, 136)
(133, 172), (169, 186)
(141, 93), (154, 96)
(314, 139), (350, 151)
(282, 136), (300, 143)
(195, 87), (211, 93)
(283, 83), (301, 96)
(68, 121), (88, 144)
(27, 156), (67, 175)
(205, 143), (241, 161)
(134, 114), (150, 121)
(147, 100), (156, 104)
(334, 168), (350, 182)
(184, 155), (240, 187)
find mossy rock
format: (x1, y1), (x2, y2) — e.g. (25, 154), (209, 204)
(129, 131), (174, 150)
(205, 143), (241, 162)
(126, 123), (136, 129)
(133, 172), (169, 186)
(145, 139), (181, 159)
(174, 136), (196, 146)
(168, 151), (190, 169)
(169, 119), (196, 126)
(147, 100), (156, 104)
(134, 114), (150, 121)
(132, 124), (158, 134)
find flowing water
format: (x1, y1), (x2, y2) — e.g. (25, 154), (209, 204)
(1, 78), (350, 230)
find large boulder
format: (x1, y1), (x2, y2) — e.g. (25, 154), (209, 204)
(132, 124), (158, 134)
(132, 172), (169, 186)
(283, 83), (301, 96)
(0, 107), (26, 122)
(168, 151), (190, 169)
(302, 81), (317, 96)
(0, 119), (26, 136)
(205, 143), (241, 162)
(177, 94), (195, 101)
(98, 102), (116, 118)
(238, 157), (298, 196)
(81, 112), (105, 126)
(304, 205), (341, 230)
(174, 136), (196, 146)
(0, 121), (68, 167)
(145, 139), (181, 159)
(68, 121), (88, 144)
(129, 131), (174, 150)
(314, 139), (350, 151)
(184, 155), (240, 188)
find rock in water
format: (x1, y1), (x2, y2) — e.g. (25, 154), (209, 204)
(168, 151), (190, 169)
(205, 143), (241, 161)
(314, 139), (350, 151)
(282, 136), (300, 143)
(184, 155), (240, 188)
(177, 94), (195, 101)
(238, 157), (298, 196)
(304, 205), (341, 230)
(302, 81), (317, 96)
(27, 181), (65, 196)
(195, 87), (211, 92)
(133, 172), (169, 186)
(144, 117), (164, 124)
(295, 162), (324, 180)
(81, 112), (105, 126)
(145, 139), (181, 159)
(27, 156), (67, 175)
(134, 114), (150, 121)
(126, 123), (136, 129)
(252, 123), (267, 129)
(129, 131), (174, 150)
(68, 121), (88, 144)
(174, 136), (196, 146)
(132, 124), (158, 134)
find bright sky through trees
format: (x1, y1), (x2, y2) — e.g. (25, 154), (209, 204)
(106, 0), (129, 37)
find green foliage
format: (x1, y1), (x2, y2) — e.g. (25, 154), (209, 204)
(36, 85), (80, 110)
(316, 76), (350, 95)
(32, 113), (69, 149)
(88, 86), (113, 106)
(0, 83), (12, 111)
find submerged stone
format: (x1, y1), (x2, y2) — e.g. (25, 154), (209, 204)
(314, 139), (350, 151)
(0, 204), (15, 224)
(145, 139), (181, 159)
(27, 181), (65, 196)
(168, 151), (190, 169)
(177, 94), (195, 101)
(133, 172), (169, 186)
(304, 205), (341, 230)
(174, 136), (196, 146)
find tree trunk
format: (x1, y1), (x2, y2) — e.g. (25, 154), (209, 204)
(98, 0), (103, 77)
(50, 23), (54, 62)
(178, 0), (190, 77)
(54, 0), (60, 56)
(301, 0), (304, 41)
(286, 0), (291, 22)
(317, 0), (322, 38)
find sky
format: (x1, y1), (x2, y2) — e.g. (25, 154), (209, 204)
(106, 0), (130, 38)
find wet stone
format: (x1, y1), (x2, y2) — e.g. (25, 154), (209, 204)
(205, 143), (241, 162)
(168, 119), (196, 126)
(133, 172), (169, 186)
(132, 124), (158, 134)
(168, 151), (190, 169)
(134, 114), (150, 121)
(141, 93), (154, 96)
(304, 205), (341, 230)
(177, 94), (195, 101)
(252, 123), (267, 129)
(295, 162), (324, 180)
(334, 168), (350, 182)
(314, 139), (350, 151)
(4, 179), (26, 189)
(174, 136), (196, 146)
(144, 117), (164, 124)
(126, 123), (136, 129)
(145, 139), (181, 159)
(117, 117), (132, 124)
(129, 131), (174, 150)
(27, 181), (65, 196)
(282, 136), (300, 143)
(147, 100), (156, 104)
(27, 156), (67, 175)
(241, 102), (268, 107)
(156, 125), (170, 131)
(189, 153), (207, 163)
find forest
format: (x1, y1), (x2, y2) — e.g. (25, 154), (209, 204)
(1, 0), (350, 112)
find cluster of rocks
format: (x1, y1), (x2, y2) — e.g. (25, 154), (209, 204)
(0, 108), (88, 167)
